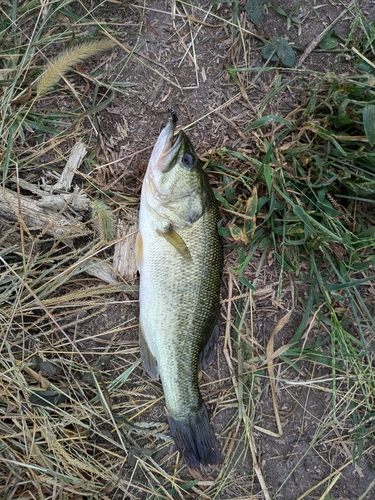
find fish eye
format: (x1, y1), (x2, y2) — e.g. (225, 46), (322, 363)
(182, 152), (197, 168)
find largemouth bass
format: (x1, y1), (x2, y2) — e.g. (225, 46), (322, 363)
(136, 111), (222, 468)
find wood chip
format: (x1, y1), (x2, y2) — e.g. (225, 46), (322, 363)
(113, 221), (138, 280)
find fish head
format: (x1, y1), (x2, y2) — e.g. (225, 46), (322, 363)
(143, 117), (210, 227)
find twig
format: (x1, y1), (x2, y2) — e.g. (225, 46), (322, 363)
(296, 0), (356, 68)
(266, 310), (293, 437)
(0, 187), (89, 239)
(53, 141), (87, 191)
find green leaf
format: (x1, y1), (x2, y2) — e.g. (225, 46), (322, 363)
(270, 2), (288, 17)
(363, 105), (375, 147)
(307, 122), (333, 140)
(319, 32), (339, 50)
(354, 60), (375, 74)
(271, 3), (300, 24)
(239, 276), (256, 291)
(223, 175), (237, 204)
(261, 40), (279, 62)
(245, 0), (267, 25)
(229, 223), (243, 241)
(33, 355), (62, 376)
(293, 205), (342, 242)
(263, 162), (272, 193)
(218, 226), (232, 237)
(275, 37), (296, 67)
(215, 190), (232, 210)
(244, 187), (258, 238)
(164, 478), (201, 495)
(261, 36), (296, 67)
(324, 276), (375, 291)
(244, 114), (292, 132)
(29, 388), (69, 408)
(39, 360), (61, 376)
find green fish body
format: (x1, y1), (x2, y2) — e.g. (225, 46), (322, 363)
(137, 113), (222, 468)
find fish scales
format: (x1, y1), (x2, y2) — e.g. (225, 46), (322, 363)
(137, 113), (222, 468)
(140, 187), (221, 415)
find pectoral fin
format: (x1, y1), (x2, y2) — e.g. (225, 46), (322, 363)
(139, 323), (159, 380)
(157, 227), (192, 261)
(135, 231), (143, 271)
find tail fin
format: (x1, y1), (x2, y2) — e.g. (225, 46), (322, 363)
(167, 402), (220, 468)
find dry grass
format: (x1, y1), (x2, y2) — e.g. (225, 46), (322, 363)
(1, 1), (375, 499)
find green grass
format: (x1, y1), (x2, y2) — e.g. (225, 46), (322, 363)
(210, 68), (375, 462)
(1, 1), (375, 499)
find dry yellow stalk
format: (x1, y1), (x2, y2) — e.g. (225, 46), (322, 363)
(36, 39), (114, 96)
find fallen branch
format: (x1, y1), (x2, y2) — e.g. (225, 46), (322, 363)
(0, 187), (89, 239)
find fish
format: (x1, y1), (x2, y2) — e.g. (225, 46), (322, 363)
(136, 110), (223, 468)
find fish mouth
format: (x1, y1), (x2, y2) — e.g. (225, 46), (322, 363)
(149, 117), (183, 173)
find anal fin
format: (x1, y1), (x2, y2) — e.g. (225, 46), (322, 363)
(139, 323), (159, 380)
(199, 311), (220, 370)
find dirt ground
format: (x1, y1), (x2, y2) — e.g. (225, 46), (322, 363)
(4, 0), (375, 499)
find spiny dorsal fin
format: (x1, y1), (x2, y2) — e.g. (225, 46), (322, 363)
(157, 227), (192, 261)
